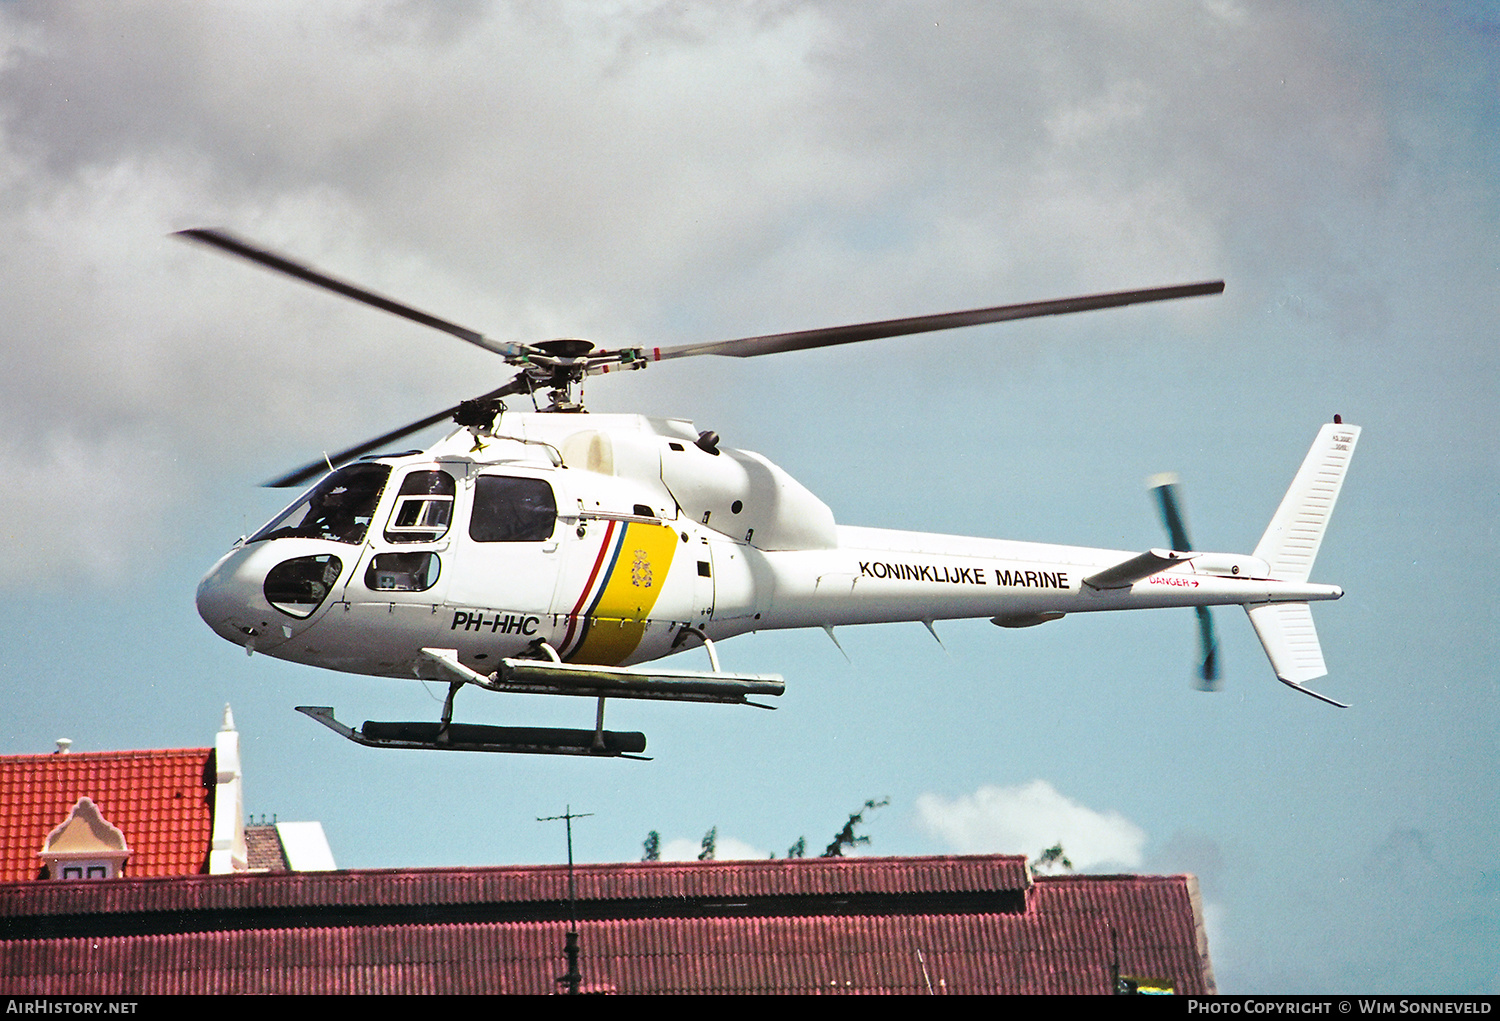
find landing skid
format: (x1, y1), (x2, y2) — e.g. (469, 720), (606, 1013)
(296, 706), (650, 758)
(296, 635), (782, 758)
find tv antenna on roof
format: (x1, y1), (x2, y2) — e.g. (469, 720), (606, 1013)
(538, 806), (593, 995)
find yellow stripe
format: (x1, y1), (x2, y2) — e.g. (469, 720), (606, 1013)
(571, 522), (679, 665)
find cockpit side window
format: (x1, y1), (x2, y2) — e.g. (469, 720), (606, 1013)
(384, 470), (455, 543)
(469, 476), (557, 542)
(249, 464), (392, 545)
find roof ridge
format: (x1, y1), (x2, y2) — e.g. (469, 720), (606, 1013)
(0, 747), (212, 762)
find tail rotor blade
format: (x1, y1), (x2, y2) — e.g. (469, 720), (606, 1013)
(1150, 474), (1192, 552)
(1195, 605), (1221, 690)
(1151, 473), (1223, 688)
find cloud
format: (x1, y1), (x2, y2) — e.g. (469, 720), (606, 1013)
(915, 780), (1147, 871)
(1146, 829), (1228, 971)
(1148, 829), (1226, 887)
(658, 834), (770, 862)
(0, 1), (1460, 588)
(0, 427), (186, 585)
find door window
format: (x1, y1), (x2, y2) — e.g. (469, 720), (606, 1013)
(364, 552), (441, 592)
(469, 476), (557, 542)
(384, 470), (455, 543)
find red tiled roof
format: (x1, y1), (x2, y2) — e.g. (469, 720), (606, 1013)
(0, 749), (213, 882)
(0, 857), (1215, 994)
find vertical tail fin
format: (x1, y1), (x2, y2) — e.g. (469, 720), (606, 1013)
(1253, 421), (1361, 582)
(1246, 420), (1360, 707)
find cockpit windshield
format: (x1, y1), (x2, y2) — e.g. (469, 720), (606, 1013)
(249, 463), (392, 545)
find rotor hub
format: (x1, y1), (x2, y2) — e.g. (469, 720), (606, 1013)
(533, 338), (595, 359)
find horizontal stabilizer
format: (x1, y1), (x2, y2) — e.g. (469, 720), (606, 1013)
(1254, 422), (1360, 582)
(1083, 548), (1197, 590)
(1244, 602), (1348, 708)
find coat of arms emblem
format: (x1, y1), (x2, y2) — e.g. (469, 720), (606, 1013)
(630, 550), (652, 588)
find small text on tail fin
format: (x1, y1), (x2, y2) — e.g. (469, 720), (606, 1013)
(1253, 421), (1360, 583)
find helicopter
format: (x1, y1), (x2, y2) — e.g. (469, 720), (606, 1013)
(184, 228), (1360, 759)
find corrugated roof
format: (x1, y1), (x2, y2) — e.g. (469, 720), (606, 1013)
(0, 858), (1214, 994)
(0, 855), (1029, 919)
(0, 749), (213, 882)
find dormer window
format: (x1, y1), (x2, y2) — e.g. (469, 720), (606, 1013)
(39, 798), (130, 880)
(61, 865), (109, 880)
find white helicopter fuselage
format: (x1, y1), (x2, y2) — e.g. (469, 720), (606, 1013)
(180, 227), (1352, 748)
(196, 412), (1351, 693)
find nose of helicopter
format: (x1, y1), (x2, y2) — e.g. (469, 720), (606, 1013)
(197, 541), (343, 651)
(197, 545), (282, 650)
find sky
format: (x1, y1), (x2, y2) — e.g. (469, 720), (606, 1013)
(0, 0), (1495, 995)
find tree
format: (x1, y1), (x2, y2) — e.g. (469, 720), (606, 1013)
(786, 836), (806, 859)
(698, 826), (717, 861)
(1033, 843), (1074, 874)
(820, 797), (890, 858)
(641, 830), (660, 862)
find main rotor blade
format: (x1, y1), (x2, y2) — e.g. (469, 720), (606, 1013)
(263, 380), (526, 488)
(648, 280), (1224, 361)
(176, 228), (527, 359)
(263, 406), (462, 489)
